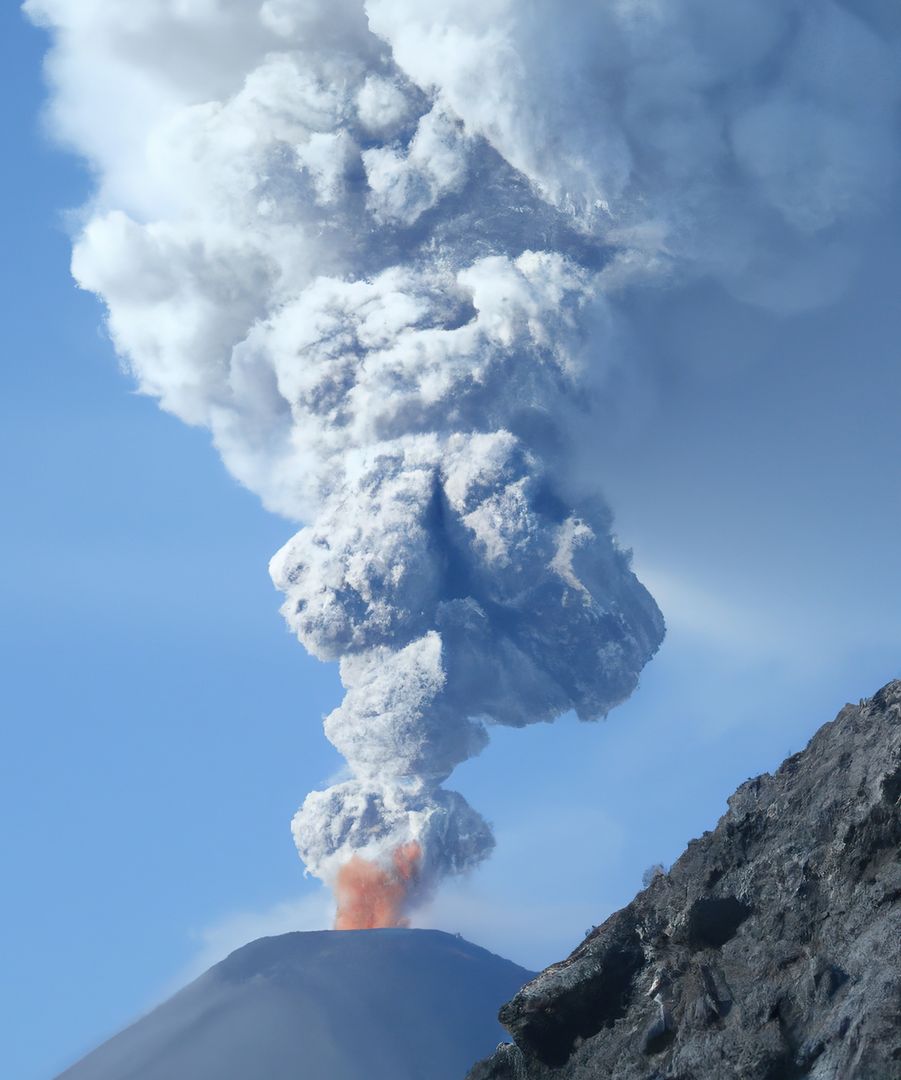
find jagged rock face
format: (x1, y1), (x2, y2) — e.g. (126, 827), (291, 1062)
(469, 681), (901, 1080)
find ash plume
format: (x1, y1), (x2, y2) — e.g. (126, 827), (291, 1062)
(29, 0), (901, 923)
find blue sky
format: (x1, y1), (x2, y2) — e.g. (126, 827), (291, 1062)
(4, 6), (901, 1080)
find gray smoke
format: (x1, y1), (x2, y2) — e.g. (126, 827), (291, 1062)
(28, 0), (901, 904)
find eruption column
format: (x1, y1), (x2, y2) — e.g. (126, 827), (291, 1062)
(335, 843), (422, 930)
(30, 0), (900, 921)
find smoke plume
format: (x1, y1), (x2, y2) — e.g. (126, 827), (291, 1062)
(29, 0), (901, 923)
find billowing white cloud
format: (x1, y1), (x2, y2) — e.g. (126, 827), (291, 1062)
(367, 0), (901, 307)
(27, 0), (901, 911)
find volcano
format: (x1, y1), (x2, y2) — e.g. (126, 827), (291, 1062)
(57, 928), (533, 1080)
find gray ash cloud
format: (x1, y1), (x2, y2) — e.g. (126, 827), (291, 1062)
(29, 0), (901, 906)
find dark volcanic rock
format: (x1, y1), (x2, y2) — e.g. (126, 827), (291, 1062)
(469, 681), (901, 1080)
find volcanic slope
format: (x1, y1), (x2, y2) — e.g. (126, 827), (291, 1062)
(57, 928), (533, 1080)
(470, 680), (901, 1080)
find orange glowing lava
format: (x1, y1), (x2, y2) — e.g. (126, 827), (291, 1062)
(334, 842), (422, 930)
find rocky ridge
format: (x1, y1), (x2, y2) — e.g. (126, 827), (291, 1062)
(469, 681), (901, 1080)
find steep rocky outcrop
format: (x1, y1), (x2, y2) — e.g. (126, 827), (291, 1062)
(469, 681), (901, 1080)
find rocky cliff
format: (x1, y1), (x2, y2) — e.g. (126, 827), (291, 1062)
(469, 681), (901, 1080)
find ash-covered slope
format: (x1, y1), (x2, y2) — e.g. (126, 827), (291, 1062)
(470, 681), (901, 1080)
(57, 929), (532, 1080)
